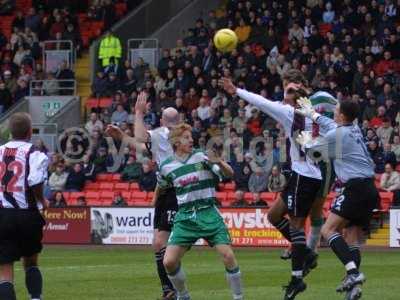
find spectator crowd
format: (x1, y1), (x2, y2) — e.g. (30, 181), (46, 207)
(7, 0), (400, 207)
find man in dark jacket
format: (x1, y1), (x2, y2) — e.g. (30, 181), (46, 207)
(65, 163), (86, 191)
(139, 161), (157, 192)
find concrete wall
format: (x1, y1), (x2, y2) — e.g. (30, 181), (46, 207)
(150, 0), (220, 49)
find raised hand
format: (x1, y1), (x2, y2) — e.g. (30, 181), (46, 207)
(105, 124), (124, 141)
(135, 91), (148, 115)
(218, 77), (237, 95)
(296, 97), (320, 121)
(296, 130), (313, 146)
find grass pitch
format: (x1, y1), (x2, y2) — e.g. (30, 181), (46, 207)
(14, 246), (400, 300)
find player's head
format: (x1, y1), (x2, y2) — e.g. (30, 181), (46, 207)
(335, 100), (360, 124)
(169, 123), (193, 154)
(282, 69), (309, 106)
(9, 112), (32, 140)
(161, 107), (179, 128)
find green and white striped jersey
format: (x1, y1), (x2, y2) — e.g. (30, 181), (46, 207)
(158, 150), (219, 206)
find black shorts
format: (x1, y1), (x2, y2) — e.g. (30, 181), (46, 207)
(154, 188), (178, 232)
(0, 209), (45, 264)
(281, 171), (322, 217)
(331, 178), (379, 228)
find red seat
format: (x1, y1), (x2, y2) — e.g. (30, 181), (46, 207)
(132, 200), (150, 207)
(114, 182), (130, 191)
(216, 192), (227, 202)
(132, 191), (147, 200)
(101, 191), (114, 202)
(221, 200), (232, 207)
(85, 182), (99, 190)
(379, 192), (393, 212)
(227, 192), (236, 200)
(224, 182), (236, 191)
(99, 182), (114, 191)
(63, 192), (70, 201)
(112, 173), (121, 182)
(130, 182), (140, 190)
(260, 192), (277, 204)
(97, 173), (112, 181)
(86, 191), (100, 199)
(244, 192), (253, 201)
(218, 183), (225, 191)
(147, 192), (155, 201)
(99, 97), (113, 108)
(121, 191), (131, 200)
(70, 192), (85, 201)
(86, 98), (99, 109)
(87, 199), (103, 206)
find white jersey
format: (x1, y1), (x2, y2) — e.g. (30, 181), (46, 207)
(237, 89), (321, 180)
(0, 141), (49, 209)
(148, 126), (173, 166)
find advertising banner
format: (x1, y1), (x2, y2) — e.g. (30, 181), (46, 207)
(90, 207), (154, 245)
(220, 208), (289, 247)
(390, 209), (400, 247)
(43, 208), (91, 244)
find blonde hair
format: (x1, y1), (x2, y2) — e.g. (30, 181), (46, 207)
(168, 123), (192, 150)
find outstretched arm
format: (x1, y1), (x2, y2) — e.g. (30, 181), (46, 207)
(219, 77), (292, 125)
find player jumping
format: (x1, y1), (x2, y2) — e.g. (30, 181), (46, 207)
(106, 92), (179, 300)
(159, 123), (243, 300)
(281, 91), (338, 260)
(296, 98), (379, 300)
(220, 69), (321, 300)
(0, 112), (49, 300)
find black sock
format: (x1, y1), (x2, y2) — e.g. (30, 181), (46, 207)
(272, 218), (291, 242)
(328, 233), (358, 275)
(290, 227), (306, 279)
(155, 247), (175, 294)
(349, 246), (361, 269)
(25, 266), (42, 299)
(0, 281), (16, 300)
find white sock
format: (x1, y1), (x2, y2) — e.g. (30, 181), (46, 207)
(167, 266), (190, 298)
(226, 267), (243, 300)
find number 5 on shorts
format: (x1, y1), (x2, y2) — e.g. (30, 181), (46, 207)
(333, 195), (345, 211)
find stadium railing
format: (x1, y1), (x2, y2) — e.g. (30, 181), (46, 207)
(29, 79), (77, 96)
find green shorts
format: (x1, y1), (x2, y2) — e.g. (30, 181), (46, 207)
(316, 160), (336, 198)
(168, 201), (231, 247)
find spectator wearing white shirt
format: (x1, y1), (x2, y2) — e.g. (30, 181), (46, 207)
(85, 112), (104, 135)
(380, 163), (400, 205)
(196, 97), (211, 121)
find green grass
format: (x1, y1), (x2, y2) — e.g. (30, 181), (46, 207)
(14, 246), (400, 300)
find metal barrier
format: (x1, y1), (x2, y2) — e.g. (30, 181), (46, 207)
(46, 97), (81, 132)
(127, 38), (159, 69)
(42, 40), (75, 73)
(29, 79), (77, 96)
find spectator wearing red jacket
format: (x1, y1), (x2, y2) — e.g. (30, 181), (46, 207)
(374, 51), (399, 76)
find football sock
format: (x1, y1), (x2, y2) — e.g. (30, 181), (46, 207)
(290, 227), (306, 279)
(226, 267), (243, 300)
(272, 218), (291, 242)
(349, 245), (361, 269)
(328, 233), (358, 275)
(0, 281), (16, 300)
(307, 218), (324, 252)
(155, 247), (175, 294)
(167, 265), (189, 298)
(25, 266), (42, 300)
